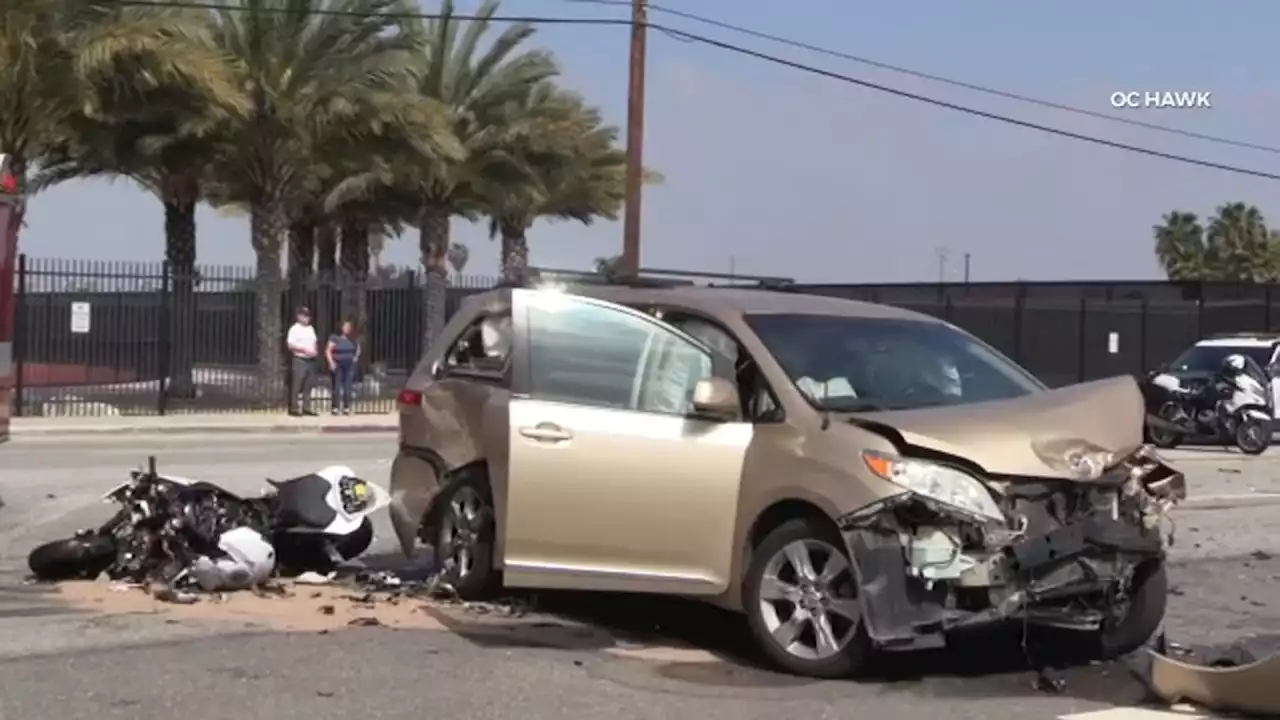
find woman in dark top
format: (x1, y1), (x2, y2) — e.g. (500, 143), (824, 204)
(325, 320), (360, 414)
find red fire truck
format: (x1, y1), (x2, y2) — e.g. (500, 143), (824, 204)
(0, 153), (21, 444)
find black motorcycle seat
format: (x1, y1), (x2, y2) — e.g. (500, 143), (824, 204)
(269, 475), (339, 530)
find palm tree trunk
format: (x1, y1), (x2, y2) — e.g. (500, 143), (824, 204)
(250, 200), (287, 404)
(500, 223), (530, 284)
(338, 216), (369, 333)
(163, 196), (198, 399)
(315, 222), (338, 341)
(418, 204), (450, 352)
(287, 219), (316, 316)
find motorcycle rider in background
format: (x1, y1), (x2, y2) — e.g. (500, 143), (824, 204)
(1215, 353), (1270, 424)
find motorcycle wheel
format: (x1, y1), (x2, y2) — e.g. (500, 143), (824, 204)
(1148, 403), (1184, 449)
(27, 533), (118, 581)
(1235, 416), (1271, 455)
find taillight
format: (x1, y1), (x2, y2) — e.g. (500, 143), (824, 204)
(397, 389), (423, 405)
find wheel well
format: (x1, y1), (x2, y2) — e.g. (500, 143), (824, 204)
(747, 499), (838, 552)
(418, 459), (491, 539)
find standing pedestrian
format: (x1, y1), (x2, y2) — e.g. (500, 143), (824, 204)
(286, 307), (319, 416)
(325, 319), (360, 415)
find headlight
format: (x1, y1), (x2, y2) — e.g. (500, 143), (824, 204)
(862, 450), (1005, 522)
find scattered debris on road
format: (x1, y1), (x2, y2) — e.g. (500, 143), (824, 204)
(1133, 632), (1280, 717)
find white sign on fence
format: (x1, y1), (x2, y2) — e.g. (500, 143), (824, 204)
(70, 302), (91, 334)
(1107, 331), (1119, 354)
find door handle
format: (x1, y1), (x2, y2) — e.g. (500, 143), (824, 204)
(518, 424), (574, 442)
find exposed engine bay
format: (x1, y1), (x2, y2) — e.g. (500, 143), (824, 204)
(838, 442), (1186, 650)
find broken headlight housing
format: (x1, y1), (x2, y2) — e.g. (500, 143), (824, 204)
(862, 450), (1005, 523)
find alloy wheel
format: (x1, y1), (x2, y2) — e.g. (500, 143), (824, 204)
(438, 486), (485, 578)
(757, 539), (861, 661)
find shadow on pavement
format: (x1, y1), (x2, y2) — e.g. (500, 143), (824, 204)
(356, 552), (1165, 705)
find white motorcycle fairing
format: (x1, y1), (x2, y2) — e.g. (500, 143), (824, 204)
(1222, 372), (1269, 415)
(308, 465), (391, 536)
(188, 526), (277, 591)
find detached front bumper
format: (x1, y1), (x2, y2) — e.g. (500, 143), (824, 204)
(838, 447), (1185, 651)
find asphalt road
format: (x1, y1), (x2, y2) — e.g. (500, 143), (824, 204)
(0, 435), (1277, 720)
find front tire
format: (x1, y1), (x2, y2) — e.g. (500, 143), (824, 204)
(28, 533), (117, 581)
(1147, 403), (1184, 449)
(743, 517), (870, 678)
(432, 476), (497, 600)
(1098, 560), (1168, 658)
(1235, 416), (1270, 455)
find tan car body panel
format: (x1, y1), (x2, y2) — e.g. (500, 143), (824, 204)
(392, 284), (1159, 613)
(851, 375), (1145, 478)
(503, 398), (751, 594)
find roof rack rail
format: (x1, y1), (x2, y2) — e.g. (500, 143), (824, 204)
(516, 265), (795, 290)
(1205, 331), (1280, 340)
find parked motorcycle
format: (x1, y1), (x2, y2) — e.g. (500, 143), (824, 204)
(1146, 355), (1272, 454)
(27, 457), (390, 589)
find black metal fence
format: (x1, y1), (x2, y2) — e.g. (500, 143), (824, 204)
(794, 281), (1280, 388)
(12, 256), (1280, 417)
(10, 255), (496, 416)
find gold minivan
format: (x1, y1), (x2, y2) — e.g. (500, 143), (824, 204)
(389, 283), (1185, 678)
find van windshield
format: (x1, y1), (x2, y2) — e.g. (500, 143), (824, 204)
(745, 313), (1046, 412)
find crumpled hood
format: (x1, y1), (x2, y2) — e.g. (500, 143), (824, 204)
(851, 375), (1145, 479)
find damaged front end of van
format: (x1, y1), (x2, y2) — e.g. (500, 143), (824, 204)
(835, 379), (1187, 655)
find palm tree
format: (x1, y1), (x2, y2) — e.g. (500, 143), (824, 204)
(32, 4), (246, 397)
(1154, 211), (1210, 281)
(593, 254), (622, 278)
(479, 86), (633, 283)
(2, 2), (234, 223)
(1207, 203), (1276, 281)
(331, 0), (559, 350)
(203, 0), (453, 395)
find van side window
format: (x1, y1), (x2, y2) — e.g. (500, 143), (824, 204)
(445, 313), (512, 375)
(659, 312), (784, 423)
(525, 294), (713, 415)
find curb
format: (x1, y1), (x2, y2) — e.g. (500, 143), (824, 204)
(12, 423), (397, 438)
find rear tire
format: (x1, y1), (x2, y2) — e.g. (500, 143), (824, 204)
(28, 533), (117, 581)
(432, 475), (498, 600)
(743, 517), (871, 678)
(1098, 560), (1168, 659)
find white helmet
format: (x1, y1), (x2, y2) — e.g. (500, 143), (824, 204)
(1224, 354), (1247, 373)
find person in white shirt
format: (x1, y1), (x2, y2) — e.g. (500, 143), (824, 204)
(286, 307), (319, 416)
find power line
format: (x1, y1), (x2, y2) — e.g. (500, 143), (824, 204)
(107, 0), (1280, 181)
(112, 0), (632, 27)
(567, 0), (1280, 156)
(652, 26), (1280, 182)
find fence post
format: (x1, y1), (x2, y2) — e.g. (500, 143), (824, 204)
(1266, 285), (1273, 331)
(12, 254), (26, 417)
(1076, 296), (1087, 383)
(1138, 298), (1148, 374)
(157, 261), (170, 415)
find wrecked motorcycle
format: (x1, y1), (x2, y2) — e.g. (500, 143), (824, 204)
(27, 458), (390, 590)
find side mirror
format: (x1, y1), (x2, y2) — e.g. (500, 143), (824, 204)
(690, 377), (740, 421)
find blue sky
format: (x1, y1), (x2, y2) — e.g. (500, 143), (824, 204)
(19, 0), (1280, 281)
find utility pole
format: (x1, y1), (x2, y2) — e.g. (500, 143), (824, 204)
(963, 252), (971, 283)
(619, 0), (648, 278)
